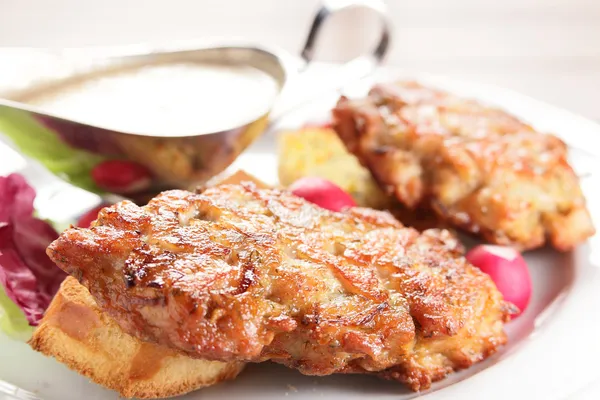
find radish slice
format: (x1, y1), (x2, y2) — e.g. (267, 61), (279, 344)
(91, 160), (151, 194)
(289, 177), (356, 212)
(466, 245), (532, 317)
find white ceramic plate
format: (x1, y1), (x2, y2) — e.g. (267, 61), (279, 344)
(1, 66), (599, 400)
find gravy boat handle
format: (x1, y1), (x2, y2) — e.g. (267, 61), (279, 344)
(271, 0), (391, 121)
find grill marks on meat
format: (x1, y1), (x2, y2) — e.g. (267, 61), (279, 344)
(48, 183), (510, 391)
(333, 81), (595, 251)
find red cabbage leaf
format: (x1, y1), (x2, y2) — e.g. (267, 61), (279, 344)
(0, 173), (66, 326)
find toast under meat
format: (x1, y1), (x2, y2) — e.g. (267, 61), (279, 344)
(29, 277), (244, 399)
(333, 81), (595, 251)
(47, 181), (512, 391)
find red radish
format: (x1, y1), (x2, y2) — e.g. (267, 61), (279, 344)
(77, 204), (108, 228)
(289, 177), (356, 212)
(91, 160), (151, 194)
(466, 245), (531, 317)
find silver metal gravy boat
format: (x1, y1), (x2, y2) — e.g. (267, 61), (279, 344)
(0, 0), (390, 201)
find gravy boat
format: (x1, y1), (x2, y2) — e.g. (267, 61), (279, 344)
(0, 0), (390, 201)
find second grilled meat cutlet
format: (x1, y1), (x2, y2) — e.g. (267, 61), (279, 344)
(48, 182), (511, 391)
(277, 126), (450, 232)
(333, 81), (595, 251)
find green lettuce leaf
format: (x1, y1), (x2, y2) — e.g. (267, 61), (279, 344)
(0, 174), (66, 341)
(0, 107), (105, 192)
(0, 286), (33, 340)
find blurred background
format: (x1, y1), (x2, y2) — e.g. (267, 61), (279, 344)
(1, 0), (599, 120)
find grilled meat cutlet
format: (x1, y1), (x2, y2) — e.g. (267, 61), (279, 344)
(333, 81), (595, 251)
(48, 182), (511, 391)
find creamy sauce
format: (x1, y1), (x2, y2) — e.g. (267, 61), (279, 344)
(24, 62), (280, 136)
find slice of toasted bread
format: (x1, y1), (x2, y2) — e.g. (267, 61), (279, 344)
(277, 127), (393, 209)
(29, 277), (245, 399)
(203, 169), (272, 190)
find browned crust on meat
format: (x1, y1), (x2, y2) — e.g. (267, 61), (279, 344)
(28, 171), (255, 398)
(332, 81), (595, 251)
(47, 181), (510, 391)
